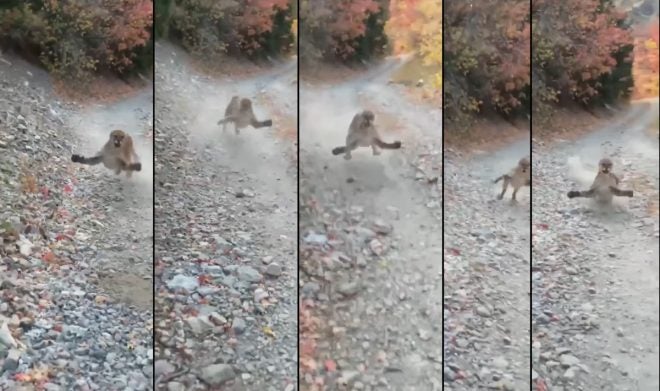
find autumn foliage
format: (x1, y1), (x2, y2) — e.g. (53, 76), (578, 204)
(0, 1), (153, 81)
(632, 20), (659, 99)
(155, 0), (294, 60)
(300, 0), (388, 65)
(444, 0), (531, 126)
(532, 0), (634, 120)
(386, 0), (442, 90)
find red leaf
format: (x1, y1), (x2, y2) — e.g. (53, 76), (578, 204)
(63, 184), (73, 194)
(447, 248), (461, 256)
(324, 359), (337, 372)
(536, 378), (548, 391)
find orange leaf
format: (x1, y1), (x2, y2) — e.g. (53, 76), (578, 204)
(42, 251), (56, 263)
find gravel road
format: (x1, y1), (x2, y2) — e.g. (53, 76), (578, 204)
(153, 42), (298, 390)
(299, 59), (443, 390)
(532, 100), (659, 391)
(443, 131), (531, 390)
(1, 52), (153, 390)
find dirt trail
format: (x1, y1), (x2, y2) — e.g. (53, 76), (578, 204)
(68, 89), (154, 309)
(532, 99), (659, 390)
(1, 53), (153, 389)
(299, 60), (443, 390)
(154, 43), (298, 390)
(443, 133), (531, 389)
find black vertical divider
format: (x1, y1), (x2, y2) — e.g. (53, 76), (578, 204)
(440, 0), (446, 385)
(529, 0), (534, 389)
(529, 0), (534, 387)
(296, 1), (301, 390)
(151, 3), (157, 385)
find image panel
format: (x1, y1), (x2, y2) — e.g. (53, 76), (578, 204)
(531, 1), (659, 389)
(0, 2), (154, 390)
(298, 0), (442, 389)
(153, 1), (298, 390)
(443, 0), (531, 389)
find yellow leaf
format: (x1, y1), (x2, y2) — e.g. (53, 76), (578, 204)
(263, 326), (276, 338)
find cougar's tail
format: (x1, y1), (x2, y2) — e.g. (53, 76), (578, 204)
(374, 139), (402, 149)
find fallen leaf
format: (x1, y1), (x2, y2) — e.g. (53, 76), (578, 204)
(324, 359), (337, 372)
(14, 373), (31, 382)
(262, 326), (276, 338)
(300, 357), (317, 371)
(41, 251), (56, 263)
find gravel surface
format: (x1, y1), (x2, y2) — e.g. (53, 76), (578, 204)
(532, 100), (659, 391)
(299, 60), (443, 390)
(153, 42), (298, 390)
(443, 134), (531, 389)
(1, 54), (153, 390)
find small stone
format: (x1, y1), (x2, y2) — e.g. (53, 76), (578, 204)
(186, 316), (212, 335)
(372, 219), (393, 235)
(264, 263), (282, 277)
(337, 281), (361, 297)
(167, 274), (199, 292)
(199, 364), (236, 386)
(232, 318), (247, 334)
(476, 305), (491, 317)
(2, 349), (21, 371)
(154, 360), (176, 378)
(338, 370), (361, 386)
(167, 382), (185, 391)
(563, 367), (576, 379)
(559, 354), (580, 367)
(235, 189), (254, 198)
(237, 266), (262, 283)
(369, 238), (385, 255)
(303, 232), (327, 244)
(418, 329), (431, 341)
(492, 356), (508, 369)
(254, 288), (269, 302)
(209, 312), (227, 326)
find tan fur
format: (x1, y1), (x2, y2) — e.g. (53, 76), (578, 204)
(71, 130), (141, 178)
(494, 157), (531, 202)
(331, 110), (402, 160)
(217, 96), (272, 134)
(567, 158), (633, 202)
